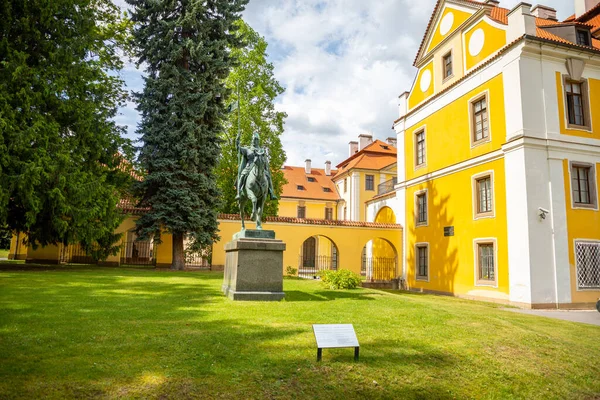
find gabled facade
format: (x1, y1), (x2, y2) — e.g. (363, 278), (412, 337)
(394, 0), (600, 308)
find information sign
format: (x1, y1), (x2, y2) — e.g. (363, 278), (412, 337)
(313, 324), (359, 361)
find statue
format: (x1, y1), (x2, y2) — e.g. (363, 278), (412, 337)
(236, 131), (277, 231)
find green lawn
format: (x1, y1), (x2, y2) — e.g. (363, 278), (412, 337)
(0, 266), (598, 399)
(0, 249), (9, 258)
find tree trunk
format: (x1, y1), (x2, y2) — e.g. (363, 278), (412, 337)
(172, 232), (185, 271)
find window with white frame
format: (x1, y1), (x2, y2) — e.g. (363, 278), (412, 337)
(575, 241), (600, 289)
(416, 191), (427, 226)
(571, 162), (597, 209)
(416, 244), (428, 280)
(471, 96), (489, 144)
(415, 130), (426, 167)
(564, 77), (591, 130)
(475, 241), (496, 286)
(475, 175), (493, 216)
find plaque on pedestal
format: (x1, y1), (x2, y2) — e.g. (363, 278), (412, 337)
(222, 232), (286, 301)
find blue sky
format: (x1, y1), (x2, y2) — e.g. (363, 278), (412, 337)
(113, 0), (574, 167)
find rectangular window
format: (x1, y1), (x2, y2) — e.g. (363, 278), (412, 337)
(343, 207), (347, 220)
(571, 163), (596, 208)
(575, 241), (600, 289)
(476, 176), (493, 214)
(477, 242), (496, 285)
(416, 192), (427, 225)
(307, 176), (316, 182)
(443, 51), (453, 79)
(344, 178), (347, 193)
(472, 97), (489, 143)
(566, 81), (585, 126)
(365, 175), (374, 191)
(576, 30), (590, 46)
(325, 207), (333, 220)
(297, 206), (306, 219)
(415, 130), (425, 166)
(416, 244), (428, 280)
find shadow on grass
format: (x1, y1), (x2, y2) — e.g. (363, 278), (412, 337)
(284, 289), (378, 302)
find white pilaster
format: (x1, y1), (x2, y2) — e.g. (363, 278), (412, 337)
(351, 172), (360, 221)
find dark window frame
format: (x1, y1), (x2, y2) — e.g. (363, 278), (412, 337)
(564, 78), (591, 129)
(474, 174), (493, 217)
(443, 50), (453, 80)
(471, 95), (490, 144)
(297, 206), (306, 219)
(570, 162), (597, 209)
(415, 129), (426, 167)
(576, 29), (590, 46)
(325, 207), (333, 220)
(416, 191), (427, 226)
(416, 244), (429, 280)
(365, 174), (375, 191)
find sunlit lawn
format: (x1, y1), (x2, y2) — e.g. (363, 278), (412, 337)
(0, 249), (9, 258)
(0, 265), (598, 399)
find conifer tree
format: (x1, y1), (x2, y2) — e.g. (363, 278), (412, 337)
(218, 20), (287, 217)
(0, 0), (133, 257)
(128, 0), (248, 270)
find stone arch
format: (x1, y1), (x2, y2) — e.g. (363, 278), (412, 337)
(374, 206), (396, 224)
(361, 237), (398, 281)
(298, 234), (339, 278)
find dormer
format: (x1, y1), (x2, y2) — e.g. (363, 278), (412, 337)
(542, 23), (594, 47)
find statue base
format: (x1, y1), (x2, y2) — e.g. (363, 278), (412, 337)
(233, 229), (275, 240)
(222, 235), (286, 301)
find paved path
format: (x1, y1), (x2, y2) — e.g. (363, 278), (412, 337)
(503, 308), (600, 326)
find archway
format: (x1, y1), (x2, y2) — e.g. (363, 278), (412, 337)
(374, 206), (396, 224)
(361, 237), (398, 281)
(298, 235), (339, 279)
(121, 230), (154, 265)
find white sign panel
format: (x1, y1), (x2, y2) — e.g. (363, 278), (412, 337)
(313, 324), (359, 349)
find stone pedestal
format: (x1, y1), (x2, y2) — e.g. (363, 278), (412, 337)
(222, 231), (286, 301)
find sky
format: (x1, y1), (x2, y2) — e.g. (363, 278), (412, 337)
(113, 0), (575, 168)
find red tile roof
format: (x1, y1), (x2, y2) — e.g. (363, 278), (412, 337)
(414, 0), (600, 66)
(280, 166), (340, 201)
(335, 140), (397, 174)
(217, 214), (402, 229)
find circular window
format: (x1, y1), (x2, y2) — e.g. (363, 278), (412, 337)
(420, 69), (432, 93)
(440, 12), (454, 36)
(469, 28), (485, 56)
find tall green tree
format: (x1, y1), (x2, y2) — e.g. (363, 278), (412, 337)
(0, 0), (133, 257)
(128, 0), (248, 270)
(219, 21), (287, 217)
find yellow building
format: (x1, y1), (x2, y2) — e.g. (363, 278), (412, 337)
(389, 0), (600, 308)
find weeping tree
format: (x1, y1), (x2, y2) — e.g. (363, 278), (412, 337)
(128, 0), (248, 270)
(0, 0), (133, 258)
(218, 20), (287, 217)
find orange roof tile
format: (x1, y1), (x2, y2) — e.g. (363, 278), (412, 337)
(280, 166), (340, 201)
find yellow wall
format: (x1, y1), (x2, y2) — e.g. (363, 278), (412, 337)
(408, 61), (435, 109)
(8, 232), (28, 260)
(563, 160), (600, 303)
(406, 73), (505, 181)
(426, 7), (473, 53)
(211, 218), (402, 277)
(279, 198), (337, 220)
(406, 158), (509, 298)
(555, 73), (600, 140)
(463, 20), (506, 71)
(27, 244), (61, 264)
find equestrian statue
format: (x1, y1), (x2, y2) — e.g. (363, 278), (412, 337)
(235, 131), (277, 230)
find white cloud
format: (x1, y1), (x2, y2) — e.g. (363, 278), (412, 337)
(115, 0), (577, 166)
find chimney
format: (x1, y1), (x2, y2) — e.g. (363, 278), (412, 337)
(325, 161), (331, 176)
(349, 141), (358, 156)
(386, 137), (397, 147)
(305, 159), (311, 174)
(507, 3), (536, 43)
(576, 0), (600, 18)
(358, 134), (373, 151)
(531, 4), (557, 20)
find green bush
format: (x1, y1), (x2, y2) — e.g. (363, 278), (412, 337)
(318, 269), (362, 290)
(285, 266), (297, 276)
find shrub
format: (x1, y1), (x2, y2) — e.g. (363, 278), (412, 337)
(318, 269), (362, 290)
(285, 266), (297, 276)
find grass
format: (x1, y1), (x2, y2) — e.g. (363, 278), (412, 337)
(0, 249), (9, 258)
(0, 266), (598, 399)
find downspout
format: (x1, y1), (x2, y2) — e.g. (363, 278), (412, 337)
(539, 42), (560, 309)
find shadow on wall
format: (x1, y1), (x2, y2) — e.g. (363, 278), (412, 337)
(408, 179), (459, 294)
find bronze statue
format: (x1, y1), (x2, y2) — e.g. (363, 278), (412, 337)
(236, 131), (277, 230)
